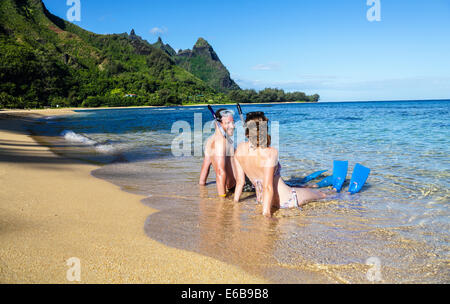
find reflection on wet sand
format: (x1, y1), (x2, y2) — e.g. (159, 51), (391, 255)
(197, 186), (280, 277)
(134, 159), (353, 283)
(91, 157), (447, 283)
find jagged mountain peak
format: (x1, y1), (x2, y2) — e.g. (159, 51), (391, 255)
(194, 37), (211, 49)
(173, 37), (240, 92)
(152, 36), (176, 57)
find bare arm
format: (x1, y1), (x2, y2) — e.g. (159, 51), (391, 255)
(261, 150), (278, 217)
(199, 154), (211, 185)
(262, 165), (275, 217)
(213, 137), (227, 196)
(233, 155), (246, 202)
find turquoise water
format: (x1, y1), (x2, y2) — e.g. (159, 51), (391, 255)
(32, 100), (450, 283)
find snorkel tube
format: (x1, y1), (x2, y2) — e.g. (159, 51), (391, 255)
(207, 105), (233, 144)
(236, 103), (245, 127)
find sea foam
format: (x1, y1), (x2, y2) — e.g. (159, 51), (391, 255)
(61, 130), (96, 145)
(60, 130), (116, 154)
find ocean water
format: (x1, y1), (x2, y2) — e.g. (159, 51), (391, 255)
(30, 100), (450, 283)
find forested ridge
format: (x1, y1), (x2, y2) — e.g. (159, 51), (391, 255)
(0, 0), (319, 109)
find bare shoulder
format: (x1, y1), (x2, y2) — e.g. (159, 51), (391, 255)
(265, 147), (278, 159)
(261, 147), (279, 167)
(235, 142), (247, 156)
(206, 135), (214, 146)
(209, 133), (225, 149)
(205, 135), (214, 151)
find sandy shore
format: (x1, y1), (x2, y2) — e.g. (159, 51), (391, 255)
(0, 100), (317, 113)
(0, 109), (266, 283)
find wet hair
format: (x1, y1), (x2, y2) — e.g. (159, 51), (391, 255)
(245, 111), (271, 148)
(215, 108), (234, 122)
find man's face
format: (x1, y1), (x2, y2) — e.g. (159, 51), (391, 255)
(220, 115), (235, 137)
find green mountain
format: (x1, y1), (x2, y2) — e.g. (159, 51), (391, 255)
(154, 37), (240, 93)
(152, 36), (176, 57)
(0, 0), (319, 109)
(0, 0), (220, 108)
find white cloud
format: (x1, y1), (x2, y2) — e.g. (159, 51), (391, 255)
(150, 26), (168, 35)
(236, 75), (450, 91)
(233, 75), (450, 101)
(251, 62), (280, 71)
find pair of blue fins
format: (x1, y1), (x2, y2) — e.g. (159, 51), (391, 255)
(300, 161), (370, 194)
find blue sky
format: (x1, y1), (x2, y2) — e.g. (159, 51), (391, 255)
(43, 0), (450, 101)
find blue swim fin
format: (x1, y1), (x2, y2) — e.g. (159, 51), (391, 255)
(316, 175), (333, 188)
(332, 160), (348, 193)
(300, 170), (327, 184)
(348, 163), (371, 194)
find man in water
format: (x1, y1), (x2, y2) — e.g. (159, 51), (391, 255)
(199, 109), (236, 197)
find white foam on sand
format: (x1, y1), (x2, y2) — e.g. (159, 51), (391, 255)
(61, 130), (96, 145)
(60, 130), (116, 154)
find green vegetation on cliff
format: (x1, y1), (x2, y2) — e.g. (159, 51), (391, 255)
(0, 0), (217, 108)
(171, 37), (241, 93)
(0, 0), (319, 109)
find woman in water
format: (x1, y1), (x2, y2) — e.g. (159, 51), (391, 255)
(233, 112), (327, 217)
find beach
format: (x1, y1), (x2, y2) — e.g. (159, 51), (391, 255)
(1, 101), (448, 284)
(0, 109), (266, 283)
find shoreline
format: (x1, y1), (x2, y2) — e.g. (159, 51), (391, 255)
(2, 98), (448, 113)
(0, 100), (318, 113)
(0, 109), (266, 283)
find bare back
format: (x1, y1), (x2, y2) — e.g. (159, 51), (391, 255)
(205, 133), (236, 191)
(235, 142), (278, 185)
(234, 142), (326, 214)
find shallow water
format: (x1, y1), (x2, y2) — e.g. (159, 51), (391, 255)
(29, 101), (450, 283)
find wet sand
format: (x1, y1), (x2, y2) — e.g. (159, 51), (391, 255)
(0, 109), (266, 283)
(98, 158), (448, 284)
